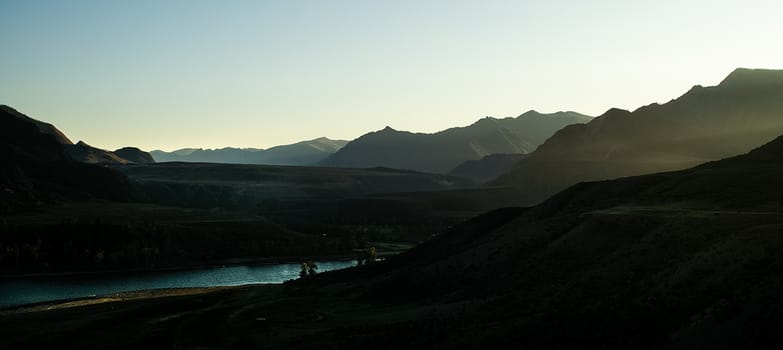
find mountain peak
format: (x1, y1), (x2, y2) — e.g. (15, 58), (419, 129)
(518, 110), (541, 117)
(472, 116), (499, 126)
(604, 107), (632, 116)
(719, 68), (783, 88)
(380, 126), (397, 132)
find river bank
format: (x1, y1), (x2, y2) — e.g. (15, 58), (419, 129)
(0, 285), (245, 315)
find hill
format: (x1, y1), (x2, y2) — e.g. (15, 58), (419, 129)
(113, 147), (155, 164)
(64, 142), (155, 165)
(150, 137), (348, 165)
(494, 68), (783, 204)
(0, 105), (73, 146)
(0, 106), (139, 213)
(64, 141), (130, 164)
(320, 111), (591, 173)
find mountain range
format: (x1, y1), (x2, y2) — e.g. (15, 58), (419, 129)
(494, 68), (783, 204)
(150, 138), (348, 165)
(320, 111), (591, 173)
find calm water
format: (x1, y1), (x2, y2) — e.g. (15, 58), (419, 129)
(0, 260), (356, 308)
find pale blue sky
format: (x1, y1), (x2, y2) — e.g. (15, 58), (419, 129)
(1, 0), (781, 151)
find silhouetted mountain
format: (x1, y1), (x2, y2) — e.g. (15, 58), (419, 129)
(448, 153), (527, 182)
(113, 147), (155, 164)
(320, 111), (591, 173)
(0, 105), (73, 146)
(0, 105), (139, 213)
(493, 68), (783, 204)
(65, 141), (129, 164)
(150, 137), (348, 165)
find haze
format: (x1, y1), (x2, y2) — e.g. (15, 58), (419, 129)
(2, 0), (782, 151)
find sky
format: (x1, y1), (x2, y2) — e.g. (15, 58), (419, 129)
(1, 0), (782, 151)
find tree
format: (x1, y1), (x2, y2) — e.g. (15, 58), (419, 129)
(299, 261), (318, 278)
(306, 260), (318, 275)
(357, 246), (377, 265)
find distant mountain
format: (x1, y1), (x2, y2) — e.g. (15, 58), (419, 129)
(319, 111), (591, 174)
(494, 68), (783, 204)
(150, 137), (348, 165)
(0, 105), (139, 213)
(448, 153), (527, 182)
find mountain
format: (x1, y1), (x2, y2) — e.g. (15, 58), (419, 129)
(320, 111), (591, 173)
(0, 105), (73, 146)
(448, 153), (527, 182)
(114, 147), (155, 164)
(256, 137), (349, 165)
(150, 147), (264, 164)
(150, 137), (348, 165)
(63, 142), (155, 165)
(64, 141), (130, 164)
(0, 105), (139, 213)
(494, 68), (783, 204)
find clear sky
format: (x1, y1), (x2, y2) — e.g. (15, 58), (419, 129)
(2, 0), (782, 151)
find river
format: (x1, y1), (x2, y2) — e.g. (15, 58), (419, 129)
(0, 260), (356, 308)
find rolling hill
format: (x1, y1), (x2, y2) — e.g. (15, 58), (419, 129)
(320, 111), (591, 173)
(113, 147), (155, 164)
(493, 68), (783, 204)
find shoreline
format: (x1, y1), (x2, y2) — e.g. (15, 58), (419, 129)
(0, 284), (272, 315)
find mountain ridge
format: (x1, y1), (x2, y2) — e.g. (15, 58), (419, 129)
(493, 68), (783, 204)
(320, 111), (591, 173)
(150, 137), (348, 165)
